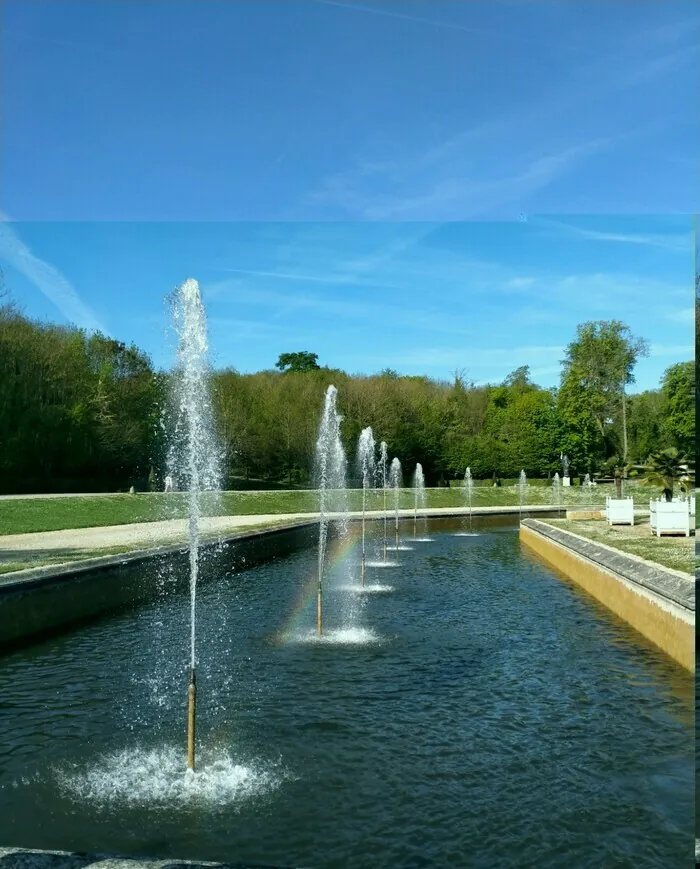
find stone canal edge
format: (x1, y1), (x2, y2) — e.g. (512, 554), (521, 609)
(519, 518), (694, 672)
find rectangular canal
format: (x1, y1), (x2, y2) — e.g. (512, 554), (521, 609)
(0, 517), (692, 868)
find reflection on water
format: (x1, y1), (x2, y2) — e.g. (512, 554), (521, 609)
(0, 518), (693, 869)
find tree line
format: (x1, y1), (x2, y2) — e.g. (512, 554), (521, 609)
(0, 300), (694, 493)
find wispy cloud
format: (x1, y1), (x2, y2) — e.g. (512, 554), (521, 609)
(298, 15), (696, 219)
(649, 343), (694, 357)
(305, 138), (615, 219)
(663, 307), (695, 324)
(529, 217), (692, 253)
(314, 0), (588, 52)
(0, 216), (107, 333)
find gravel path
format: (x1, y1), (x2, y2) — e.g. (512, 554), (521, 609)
(0, 506), (560, 553)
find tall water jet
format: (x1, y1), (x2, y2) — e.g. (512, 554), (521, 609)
(377, 442), (389, 561)
(552, 472), (561, 512)
(389, 458), (402, 552)
(167, 278), (222, 772)
(583, 472), (592, 507)
(356, 427), (375, 586)
(413, 463), (426, 537)
(314, 385), (347, 634)
(463, 467), (474, 531)
(518, 470), (527, 520)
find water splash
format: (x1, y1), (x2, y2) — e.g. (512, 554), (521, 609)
(462, 467), (474, 531)
(314, 385), (352, 633)
(583, 472), (593, 507)
(376, 441), (389, 561)
(518, 470), (527, 520)
(56, 746), (284, 808)
(290, 627), (381, 646)
(357, 427), (376, 584)
(552, 472), (561, 511)
(389, 458), (402, 553)
(412, 463), (431, 541)
(166, 278), (222, 670)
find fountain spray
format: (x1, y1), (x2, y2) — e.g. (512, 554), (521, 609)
(463, 467), (473, 531)
(518, 470), (527, 521)
(390, 458), (402, 552)
(413, 463), (426, 537)
(378, 442), (388, 561)
(315, 385), (346, 634)
(357, 427), (375, 586)
(552, 472), (561, 514)
(167, 278), (221, 772)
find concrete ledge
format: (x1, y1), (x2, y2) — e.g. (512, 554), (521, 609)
(0, 848), (307, 869)
(0, 523), (318, 651)
(520, 519), (694, 671)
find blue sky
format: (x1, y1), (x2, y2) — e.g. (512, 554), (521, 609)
(2, 0), (698, 220)
(0, 217), (693, 392)
(0, 2), (696, 391)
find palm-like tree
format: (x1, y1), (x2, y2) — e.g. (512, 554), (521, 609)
(637, 447), (694, 502)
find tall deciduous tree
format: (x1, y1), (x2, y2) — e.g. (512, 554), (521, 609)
(660, 361), (694, 456)
(560, 321), (649, 468)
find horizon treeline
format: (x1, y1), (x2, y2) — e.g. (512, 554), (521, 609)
(0, 302), (694, 493)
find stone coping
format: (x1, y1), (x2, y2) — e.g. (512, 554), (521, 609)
(521, 519), (694, 613)
(0, 520), (319, 592)
(0, 849), (307, 869)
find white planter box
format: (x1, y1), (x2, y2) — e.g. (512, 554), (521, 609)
(605, 496), (634, 526)
(562, 476), (571, 487)
(649, 499), (690, 537)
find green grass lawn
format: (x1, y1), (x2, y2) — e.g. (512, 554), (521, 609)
(542, 518), (694, 575)
(0, 482), (669, 536)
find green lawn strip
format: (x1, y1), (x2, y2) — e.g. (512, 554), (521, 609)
(542, 518), (694, 576)
(0, 483), (664, 535)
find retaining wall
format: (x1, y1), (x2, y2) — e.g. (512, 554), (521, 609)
(519, 519), (694, 671)
(0, 523), (317, 651)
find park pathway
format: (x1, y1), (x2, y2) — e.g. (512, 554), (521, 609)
(0, 506), (562, 555)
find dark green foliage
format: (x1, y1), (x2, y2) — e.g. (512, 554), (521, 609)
(660, 361), (694, 455)
(275, 351), (321, 372)
(0, 306), (688, 493)
(0, 304), (162, 493)
(636, 446), (694, 502)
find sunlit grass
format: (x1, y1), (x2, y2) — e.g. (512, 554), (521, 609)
(543, 517), (694, 576)
(0, 482), (667, 535)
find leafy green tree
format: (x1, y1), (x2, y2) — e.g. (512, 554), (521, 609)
(560, 320), (649, 467)
(660, 361), (694, 455)
(275, 351), (320, 373)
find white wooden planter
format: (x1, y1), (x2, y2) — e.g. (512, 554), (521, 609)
(605, 496), (634, 526)
(649, 498), (690, 536)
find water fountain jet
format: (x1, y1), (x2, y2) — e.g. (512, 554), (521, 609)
(314, 385), (347, 634)
(413, 463), (425, 537)
(167, 277), (222, 772)
(518, 470), (527, 521)
(377, 442), (389, 561)
(389, 458), (402, 552)
(552, 472), (561, 514)
(463, 467), (474, 531)
(357, 427), (376, 586)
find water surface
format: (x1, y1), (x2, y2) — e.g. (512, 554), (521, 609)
(0, 518), (692, 868)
